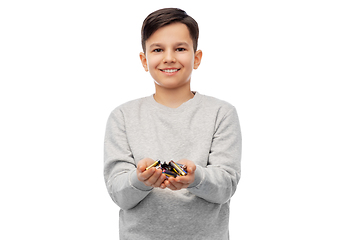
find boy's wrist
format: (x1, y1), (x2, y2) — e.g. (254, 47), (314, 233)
(187, 165), (203, 188)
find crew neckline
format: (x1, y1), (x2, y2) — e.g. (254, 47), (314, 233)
(147, 91), (202, 113)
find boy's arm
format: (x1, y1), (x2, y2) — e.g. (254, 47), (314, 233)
(187, 106), (242, 204)
(104, 108), (153, 210)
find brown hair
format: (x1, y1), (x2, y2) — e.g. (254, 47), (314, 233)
(141, 8), (199, 53)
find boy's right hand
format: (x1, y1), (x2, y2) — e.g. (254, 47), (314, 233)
(137, 158), (166, 189)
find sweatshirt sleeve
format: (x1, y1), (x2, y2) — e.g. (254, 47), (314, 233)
(187, 105), (242, 204)
(104, 108), (153, 210)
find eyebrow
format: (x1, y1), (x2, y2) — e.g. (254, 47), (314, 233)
(149, 42), (190, 49)
(149, 43), (163, 49)
(176, 42), (189, 47)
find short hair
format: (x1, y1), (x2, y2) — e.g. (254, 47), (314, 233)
(141, 8), (199, 53)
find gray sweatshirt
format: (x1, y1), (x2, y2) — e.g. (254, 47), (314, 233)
(104, 92), (242, 240)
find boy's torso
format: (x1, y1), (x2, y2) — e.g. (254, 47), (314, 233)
(116, 93), (234, 239)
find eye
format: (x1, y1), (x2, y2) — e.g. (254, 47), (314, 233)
(176, 48), (186, 52)
(153, 48), (163, 53)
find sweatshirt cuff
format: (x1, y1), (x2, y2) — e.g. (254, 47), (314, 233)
(130, 169), (153, 191)
(188, 165), (204, 189)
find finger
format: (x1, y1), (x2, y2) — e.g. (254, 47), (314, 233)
(152, 174), (167, 188)
(160, 181), (166, 189)
(188, 165), (196, 173)
(175, 175), (192, 184)
(172, 178), (190, 189)
(175, 176), (184, 184)
(164, 178), (177, 190)
(144, 169), (162, 186)
(177, 159), (196, 173)
(137, 158), (154, 172)
(168, 178), (183, 190)
(137, 163), (146, 172)
(137, 167), (155, 181)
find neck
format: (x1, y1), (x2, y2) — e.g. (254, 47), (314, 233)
(154, 83), (195, 108)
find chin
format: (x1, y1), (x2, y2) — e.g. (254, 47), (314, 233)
(155, 80), (190, 89)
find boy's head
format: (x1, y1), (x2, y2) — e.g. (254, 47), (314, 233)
(139, 8), (202, 91)
(141, 8), (199, 54)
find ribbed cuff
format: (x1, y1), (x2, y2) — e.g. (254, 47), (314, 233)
(130, 169), (153, 191)
(188, 165), (204, 189)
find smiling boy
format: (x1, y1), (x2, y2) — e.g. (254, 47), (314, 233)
(139, 21), (202, 109)
(104, 8), (242, 240)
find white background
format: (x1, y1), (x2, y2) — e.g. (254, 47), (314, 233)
(1, 0), (346, 239)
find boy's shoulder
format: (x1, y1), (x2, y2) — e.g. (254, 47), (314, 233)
(119, 96), (148, 109)
(110, 95), (150, 115)
(200, 93), (236, 113)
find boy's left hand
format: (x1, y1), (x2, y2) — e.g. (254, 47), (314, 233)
(164, 159), (196, 191)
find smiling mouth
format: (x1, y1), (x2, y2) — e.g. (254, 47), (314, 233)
(160, 68), (180, 73)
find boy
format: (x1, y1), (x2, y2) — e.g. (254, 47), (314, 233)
(104, 8), (241, 240)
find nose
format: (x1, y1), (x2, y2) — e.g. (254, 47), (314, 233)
(163, 49), (176, 63)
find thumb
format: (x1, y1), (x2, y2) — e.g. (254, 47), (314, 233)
(188, 166), (195, 174)
(137, 163), (146, 172)
(188, 163), (196, 173)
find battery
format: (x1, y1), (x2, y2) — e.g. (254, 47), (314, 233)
(169, 160), (187, 176)
(162, 169), (178, 178)
(145, 160), (161, 171)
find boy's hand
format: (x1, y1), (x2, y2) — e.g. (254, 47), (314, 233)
(137, 158), (167, 189)
(164, 159), (196, 191)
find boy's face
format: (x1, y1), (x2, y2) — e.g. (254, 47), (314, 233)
(140, 23), (202, 90)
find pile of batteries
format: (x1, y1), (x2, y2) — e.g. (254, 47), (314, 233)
(146, 160), (187, 178)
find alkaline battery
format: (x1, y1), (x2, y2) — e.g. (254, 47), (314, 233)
(169, 160), (187, 176)
(160, 162), (170, 171)
(162, 169), (178, 178)
(145, 160), (161, 171)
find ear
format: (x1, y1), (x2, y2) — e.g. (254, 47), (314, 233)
(193, 50), (202, 69)
(139, 52), (148, 72)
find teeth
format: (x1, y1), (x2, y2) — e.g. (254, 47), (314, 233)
(162, 69), (179, 73)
